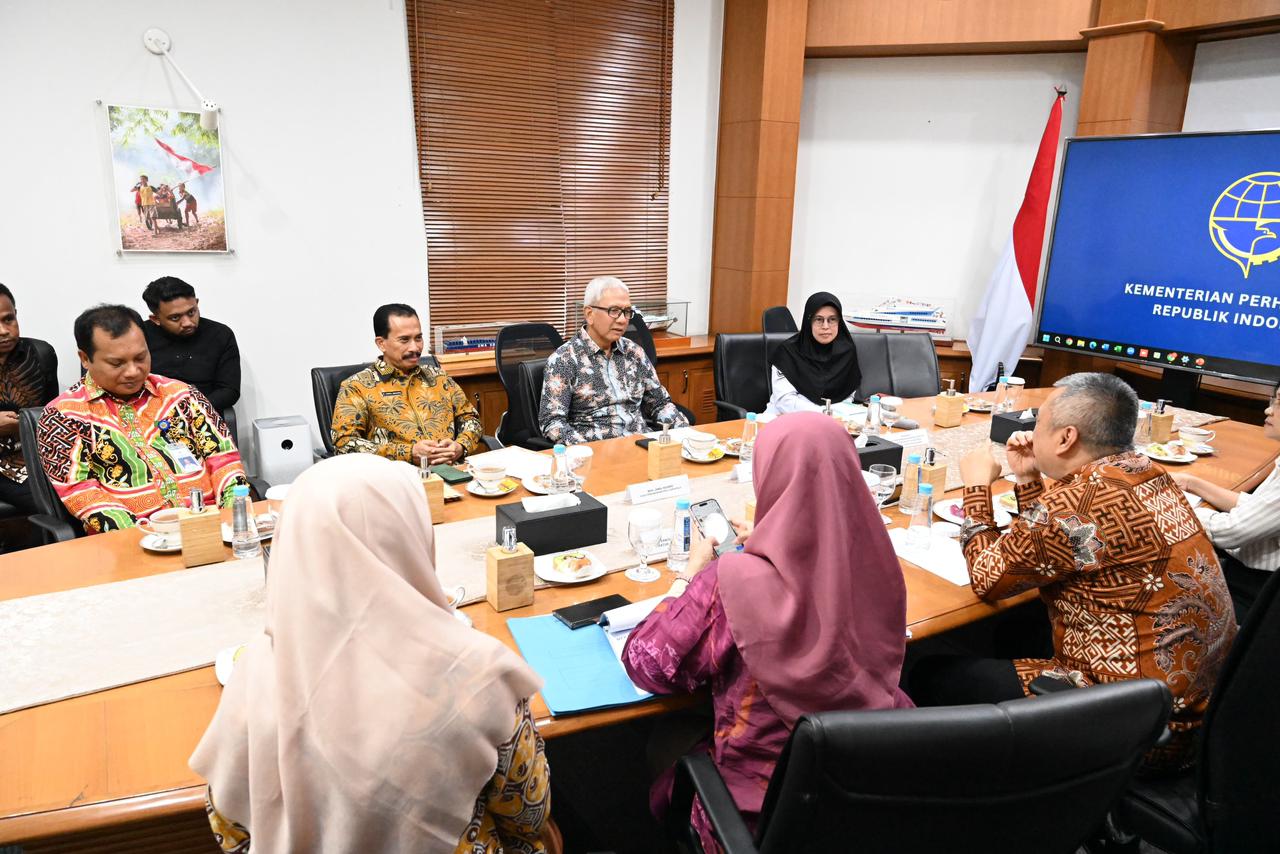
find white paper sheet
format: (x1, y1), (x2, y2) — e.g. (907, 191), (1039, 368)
(888, 528), (971, 586)
(465, 445), (551, 481)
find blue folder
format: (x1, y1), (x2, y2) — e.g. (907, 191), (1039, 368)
(507, 614), (654, 715)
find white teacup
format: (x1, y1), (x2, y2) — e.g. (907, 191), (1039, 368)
(472, 464), (507, 492)
(1178, 426), (1215, 447)
(264, 483), (291, 516)
(682, 430), (717, 457)
(143, 507), (183, 546)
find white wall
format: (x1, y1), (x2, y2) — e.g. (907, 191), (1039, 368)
(790, 53), (1086, 338)
(667, 0), (723, 337)
(1184, 32), (1280, 132)
(0, 0), (722, 468)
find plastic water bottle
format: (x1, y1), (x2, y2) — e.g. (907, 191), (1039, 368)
(739, 413), (758, 464)
(231, 484), (261, 559)
(668, 498), (692, 573)
(865, 395), (882, 436)
(907, 483), (934, 549)
(900, 452), (923, 515)
(551, 443), (573, 493)
(1136, 401), (1154, 446)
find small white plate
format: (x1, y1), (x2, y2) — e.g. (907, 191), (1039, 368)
(933, 497), (1014, 528)
(722, 438), (743, 457)
(1139, 443), (1196, 464)
(1189, 444), (1215, 456)
(682, 445), (725, 463)
(221, 513), (276, 545)
(534, 549), (607, 584)
(467, 477), (520, 497)
(520, 474), (582, 496)
(140, 532), (181, 553)
(214, 643), (247, 686)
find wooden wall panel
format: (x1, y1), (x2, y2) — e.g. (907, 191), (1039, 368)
(708, 0), (808, 334)
(1153, 0), (1280, 31)
(1076, 27), (1196, 134)
(805, 0), (1096, 56)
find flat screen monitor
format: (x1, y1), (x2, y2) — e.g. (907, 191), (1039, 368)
(1036, 129), (1280, 386)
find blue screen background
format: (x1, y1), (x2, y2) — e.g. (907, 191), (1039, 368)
(1037, 132), (1280, 375)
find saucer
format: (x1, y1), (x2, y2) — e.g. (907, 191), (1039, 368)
(140, 532), (182, 553)
(521, 474), (580, 495)
(681, 445), (725, 463)
(467, 477), (519, 497)
(1188, 443), (1215, 456)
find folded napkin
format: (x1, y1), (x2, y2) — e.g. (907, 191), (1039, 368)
(521, 493), (581, 513)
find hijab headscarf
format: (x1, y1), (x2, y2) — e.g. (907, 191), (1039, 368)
(190, 454), (541, 853)
(770, 292), (861, 404)
(718, 411), (912, 726)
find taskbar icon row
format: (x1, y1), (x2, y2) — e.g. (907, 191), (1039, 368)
(1039, 332), (1208, 370)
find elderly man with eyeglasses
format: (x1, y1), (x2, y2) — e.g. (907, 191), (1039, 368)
(539, 276), (687, 443)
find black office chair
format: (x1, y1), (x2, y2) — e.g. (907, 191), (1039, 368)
(713, 333), (790, 420)
(1110, 568), (1280, 853)
(221, 404), (239, 447)
(513, 359), (554, 450)
(495, 323), (563, 449)
(18, 407), (80, 543)
(848, 332), (940, 400)
(669, 680), (1171, 854)
(0, 339), (59, 528)
(627, 313), (696, 425)
(761, 305), (798, 335)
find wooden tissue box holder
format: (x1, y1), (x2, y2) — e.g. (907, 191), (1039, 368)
(422, 473), (445, 521)
(178, 506), (225, 568)
(934, 393), (965, 428)
(1151, 412), (1174, 442)
(648, 440), (683, 480)
(486, 542), (534, 611)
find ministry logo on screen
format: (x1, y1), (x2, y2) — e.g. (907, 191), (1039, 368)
(1209, 171), (1280, 278)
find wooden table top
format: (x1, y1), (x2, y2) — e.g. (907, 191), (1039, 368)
(1, 388), (1274, 841)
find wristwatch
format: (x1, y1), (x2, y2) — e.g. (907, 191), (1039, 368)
(957, 517), (993, 547)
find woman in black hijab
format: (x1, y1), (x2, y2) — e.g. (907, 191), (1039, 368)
(765, 292), (862, 415)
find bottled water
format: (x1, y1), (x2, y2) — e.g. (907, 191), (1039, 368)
(739, 413), (758, 464)
(668, 498), (692, 573)
(900, 452), (922, 516)
(1136, 401), (1154, 446)
(865, 395), (882, 436)
(907, 483), (934, 549)
(231, 484), (261, 559)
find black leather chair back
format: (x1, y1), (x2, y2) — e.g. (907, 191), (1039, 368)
(885, 332), (942, 397)
(514, 359), (550, 447)
(310, 356), (440, 456)
(222, 405), (239, 447)
(19, 407), (79, 529)
(1197, 567), (1280, 849)
(714, 334), (776, 416)
(761, 332), (796, 396)
(753, 682), (1170, 854)
(761, 306), (798, 335)
(624, 312), (659, 366)
(495, 324), (563, 447)
(850, 333), (892, 400)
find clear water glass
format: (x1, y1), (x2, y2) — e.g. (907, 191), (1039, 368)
(869, 464), (896, 519)
(626, 508), (663, 582)
(880, 397), (901, 432)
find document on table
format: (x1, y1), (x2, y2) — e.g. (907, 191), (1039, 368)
(600, 595), (666, 684)
(464, 445), (550, 481)
(888, 528), (971, 586)
(507, 597), (664, 715)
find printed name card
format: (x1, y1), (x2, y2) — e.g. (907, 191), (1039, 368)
(732, 463), (753, 483)
(625, 474), (691, 504)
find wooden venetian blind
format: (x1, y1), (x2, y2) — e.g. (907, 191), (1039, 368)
(406, 0), (673, 338)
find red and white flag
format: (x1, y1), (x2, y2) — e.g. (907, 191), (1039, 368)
(968, 91), (1065, 392)
(154, 138), (215, 182)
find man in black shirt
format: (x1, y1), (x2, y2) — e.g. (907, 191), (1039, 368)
(0, 283), (59, 517)
(141, 277), (241, 412)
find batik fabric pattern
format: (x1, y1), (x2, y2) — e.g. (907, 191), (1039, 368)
(205, 700), (550, 854)
(539, 328), (687, 444)
(37, 374), (246, 534)
(962, 451), (1238, 770)
(0, 338), (59, 482)
(623, 563), (790, 854)
(331, 358), (482, 460)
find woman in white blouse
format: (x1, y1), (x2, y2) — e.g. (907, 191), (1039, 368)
(1174, 385), (1280, 622)
(764, 293), (862, 416)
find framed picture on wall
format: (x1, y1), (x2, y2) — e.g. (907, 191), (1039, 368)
(106, 103), (230, 252)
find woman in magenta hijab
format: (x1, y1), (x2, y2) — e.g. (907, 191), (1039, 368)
(622, 411), (912, 851)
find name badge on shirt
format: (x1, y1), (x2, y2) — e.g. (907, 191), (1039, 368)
(166, 442), (202, 474)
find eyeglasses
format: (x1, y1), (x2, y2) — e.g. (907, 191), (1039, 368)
(811, 316), (842, 327)
(589, 305), (635, 320)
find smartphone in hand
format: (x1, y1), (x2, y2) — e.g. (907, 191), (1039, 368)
(689, 498), (741, 556)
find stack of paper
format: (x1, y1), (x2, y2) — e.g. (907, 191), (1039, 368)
(888, 528), (971, 586)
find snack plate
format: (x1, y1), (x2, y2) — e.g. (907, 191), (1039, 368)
(534, 549), (607, 584)
(682, 445), (726, 463)
(467, 477), (520, 497)
(932, 497), (1014, 529)
(1139, 443), (1196, 464)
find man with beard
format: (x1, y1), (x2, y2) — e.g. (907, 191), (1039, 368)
(142, 276), (241, 414)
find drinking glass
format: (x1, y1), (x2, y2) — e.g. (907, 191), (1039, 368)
(880, 397), (902, 432)
(566, 446), (593, 490)
(869, 464), (897, 525)
(626, 508), (663, 582)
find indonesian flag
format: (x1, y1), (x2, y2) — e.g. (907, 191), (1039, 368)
(154, 138), (215, 181)
(968, 91), (1065, 392)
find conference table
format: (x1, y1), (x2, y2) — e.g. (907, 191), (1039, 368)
(1, 388), (1274, 848)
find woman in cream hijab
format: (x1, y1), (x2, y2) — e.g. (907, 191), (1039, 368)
(191, 454), (549, 853)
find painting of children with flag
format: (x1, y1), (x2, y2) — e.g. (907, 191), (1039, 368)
(107, 104), (228, 251)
